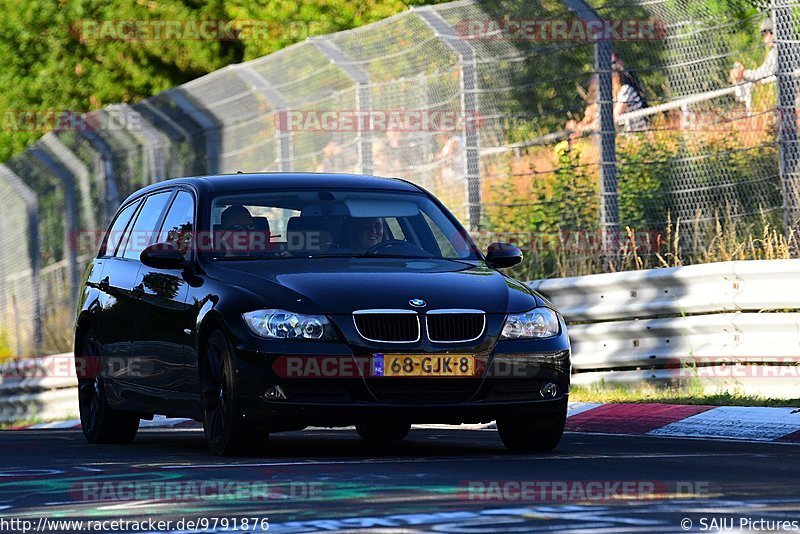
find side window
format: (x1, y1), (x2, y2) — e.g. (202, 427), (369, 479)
(99, 200), (141, 257)
(422, 212), (457, 257)
(121, 192), (172, 260)
(158, 191), (194, 258)
(384, 217), (406, 241)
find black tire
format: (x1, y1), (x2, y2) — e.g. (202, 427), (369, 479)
(77, 329), (139, 444)
(201, 330), (268, 456)
(356, 421), (411, 441)
(496, 410), (566, 452)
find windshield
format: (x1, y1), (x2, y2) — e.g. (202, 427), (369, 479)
(207, 189), (479, 261)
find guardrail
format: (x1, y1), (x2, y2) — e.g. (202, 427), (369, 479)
(0, 353), (77, 424)
(530, 259), (800, 399)
(2, 260), (798, 424)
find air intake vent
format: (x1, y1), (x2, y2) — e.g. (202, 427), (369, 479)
(426, 310), (485, 343)
(353, 311), (420, 343)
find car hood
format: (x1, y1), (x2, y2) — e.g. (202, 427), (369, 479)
(206, 258), (539, 314)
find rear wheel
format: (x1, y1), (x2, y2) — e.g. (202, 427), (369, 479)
(356, 421), (411, 441)
(77, 329), (139, 444)
(496, 410), (566, 452)
(201, 330), (268, 456)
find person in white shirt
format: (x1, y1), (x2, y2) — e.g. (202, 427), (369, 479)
(730, 18), (777, 84)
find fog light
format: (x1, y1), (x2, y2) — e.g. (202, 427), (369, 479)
(264, 385), (287, 400)
(540, 382), (560, 399)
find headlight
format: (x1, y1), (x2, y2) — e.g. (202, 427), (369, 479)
(500, 308), (560, 339)
(242, 309), (336, 341)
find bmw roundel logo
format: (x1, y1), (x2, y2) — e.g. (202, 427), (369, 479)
(409, 298), (426, 308)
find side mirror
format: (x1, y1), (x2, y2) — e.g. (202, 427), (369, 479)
(485, 242), (522, 269)
(140, 242), (186, 270)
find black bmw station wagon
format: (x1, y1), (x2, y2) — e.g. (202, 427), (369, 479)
(75, 173), (571, 455)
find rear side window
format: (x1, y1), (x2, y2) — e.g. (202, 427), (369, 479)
(158, 191), (195, 258)
(120, 191), (172, 260)
(99, 200), (141, 257)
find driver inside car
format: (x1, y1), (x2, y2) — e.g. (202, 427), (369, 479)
(353, 217), (385, 251)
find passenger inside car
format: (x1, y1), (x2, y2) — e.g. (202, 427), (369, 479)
(218, 205), (273, 257)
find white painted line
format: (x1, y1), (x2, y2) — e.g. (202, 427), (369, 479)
(567, 402), (604, 417)
(138, 415), (192, 428)
(648, 406), (800, 441)
(30, 420), (80, 429)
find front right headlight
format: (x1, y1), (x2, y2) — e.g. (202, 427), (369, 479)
(242, 309), (337, 341)
(500, 308), (560, 339)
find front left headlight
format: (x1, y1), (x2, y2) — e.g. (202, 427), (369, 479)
(500, 308), (560, 339)
(242, 309), (337, 341)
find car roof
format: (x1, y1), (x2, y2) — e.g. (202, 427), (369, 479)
(124, 172), (423, 203)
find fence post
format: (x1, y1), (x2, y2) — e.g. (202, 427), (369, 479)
(311, 37), (373, 176)
(80, 130), (121, 226)
(168, 89), (221, 175)
(0, 165), (41, 357)
(774, 0), (800, 239)
(111, 104), (168, 184)
(416, 7), (482, 232)
(231, 64), (294, 172)
(29, 146), (80, 319)
(40, 134), (97, 231)
(561, 0), (619, 270)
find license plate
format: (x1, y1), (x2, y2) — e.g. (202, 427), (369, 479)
(373, 354), (475, 377)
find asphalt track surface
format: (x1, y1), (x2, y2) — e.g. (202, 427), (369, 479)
(0, 427), (799, 533)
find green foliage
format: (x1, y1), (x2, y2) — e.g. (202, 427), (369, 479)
(0, 0), (444, 163)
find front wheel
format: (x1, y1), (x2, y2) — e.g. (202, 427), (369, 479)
(356, 421), (411, 441)
(77, 329), (139, 444)
(201, 330), (268, 456)
(496, 410), (566, 452)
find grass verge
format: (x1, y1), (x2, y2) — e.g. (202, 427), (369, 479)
(570, 385), (800, 408)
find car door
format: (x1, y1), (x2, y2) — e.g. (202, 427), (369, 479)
(93, 199), (142, 366)
(117, 190), (173, 390)
(133, 189), (195, 395)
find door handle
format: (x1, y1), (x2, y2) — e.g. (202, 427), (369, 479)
(132, 283), (145, 297)
(98, 276), (110, 291)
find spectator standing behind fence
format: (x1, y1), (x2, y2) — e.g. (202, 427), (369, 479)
(730, 18), (777, 85)
(565, 59), (647, 137)
(435, 132), (465, 185)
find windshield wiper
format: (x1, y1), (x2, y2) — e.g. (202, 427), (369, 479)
(213, 255), (292, 261)
(350, 253), (436, 259)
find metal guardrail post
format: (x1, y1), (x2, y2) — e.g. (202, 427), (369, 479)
(0, 165), (41, 357)
(29, 147), (80, 318)
(231, 64), (294, 172)
(416, 7), (482, 231)
(774, 0), (800, 238)
(562, 0), (619, 269)
(79, 130), (121, 227)
(311, 37), (373, 176)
